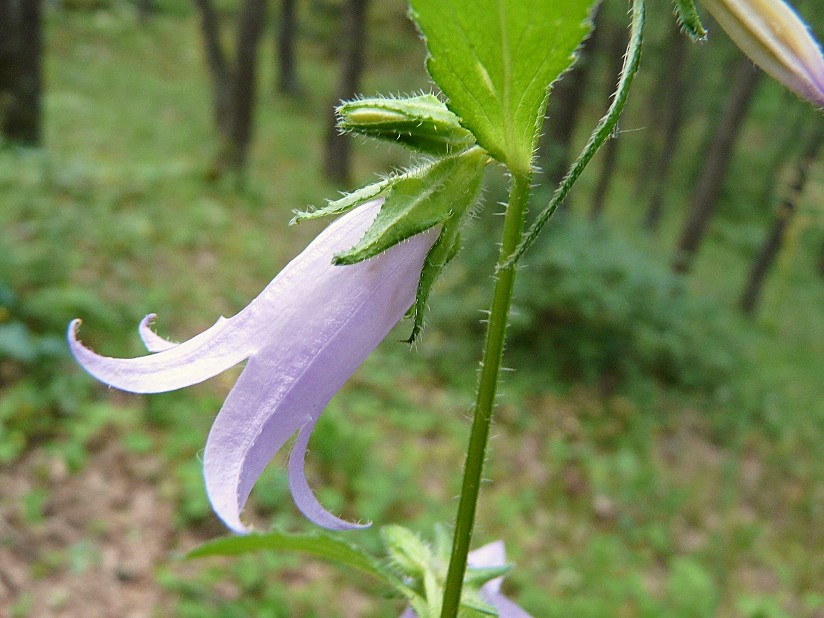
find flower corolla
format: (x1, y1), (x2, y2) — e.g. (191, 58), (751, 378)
(399, 540), (533, 618)
(701, 0), (824, 107)
(69, 199), (437, 533)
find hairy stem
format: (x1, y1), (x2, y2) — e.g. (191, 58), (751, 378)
(440, 172), (531, 617)
(503, 0), (645, 269)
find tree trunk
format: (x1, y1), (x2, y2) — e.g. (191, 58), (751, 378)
(633, 25), (683, 201)
(589, 24), (629, 221)
(276, 0), (300, 96)
(740, 124), (823, 315)
(673, 60), (761, 274)
(323, 0), (367, 185)
(0, 0), (16, 120)
(540, 5), (602, 191)
(137, 0), (153, 23)
(0, 0), (42, 146)
(221, 0), (268, 174)
(643, 31), (689, 230)
(194, 0), (231, 136)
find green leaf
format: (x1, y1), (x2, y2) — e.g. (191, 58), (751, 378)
(337, 94), (476, 155)
(0, 322), (37, 363)
(409, 0), (595, 175)
(187, 531), (390, 583)
(504, 0), (646, 268)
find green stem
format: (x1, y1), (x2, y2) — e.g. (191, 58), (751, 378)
(502, 0), (645, 270)
(440, 172), (531, 617)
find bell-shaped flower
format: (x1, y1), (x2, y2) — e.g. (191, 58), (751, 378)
(399, 540), (533, 618)
(465, 541), (533, 618)
(701, 0), (824, 107)
(68, 199), (438, 533)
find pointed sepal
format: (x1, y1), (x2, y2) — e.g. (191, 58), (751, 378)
(673, 0), (707, 42)
(291, 177), (393, 224)
(332, 147), (487, 266)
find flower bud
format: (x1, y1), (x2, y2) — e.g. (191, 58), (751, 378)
(701, 0), (824, 107)
(337, 94), (476, 154)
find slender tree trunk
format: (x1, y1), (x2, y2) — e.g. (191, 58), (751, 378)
(0, 0), (42, 145)
(589, 24), (629, 220)
(221, 0), (268, 174)
(194, 0), (232, 136)
(643, 32), (689, 230)
(633, 26), (682, 200)
(673, 60), (761, 273)
(323, 0), (367, 185)
(276, 0), (300, 96)
(740, 124), (823, 315)
(540, 5), (602, 191)
(137, 0), (153, 23)
(0, 0), (16, 121)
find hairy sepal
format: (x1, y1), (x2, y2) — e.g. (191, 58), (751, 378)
(673, 0), (707, 41)
(337, 94), (476, 155)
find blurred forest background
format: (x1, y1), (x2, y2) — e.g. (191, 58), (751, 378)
(1, 0), (823, 616)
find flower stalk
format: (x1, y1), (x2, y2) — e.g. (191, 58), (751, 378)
(440, 172), (531, 617)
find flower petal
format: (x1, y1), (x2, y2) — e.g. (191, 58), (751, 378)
(288, 418), (369, 530)
(702, 0), (824, 106)
(470, 541), (534, 618)
(203, 202), (438, 532)
(69, 200), (392, 394)
(483, 593), (534, 618)
(469, 540), (507, 594)
(68, 316), (255, 394)
(138, 314), (179, 352)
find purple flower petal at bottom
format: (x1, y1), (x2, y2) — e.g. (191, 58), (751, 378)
(203, 203), (438, 533)
(69, 199), (438, 532)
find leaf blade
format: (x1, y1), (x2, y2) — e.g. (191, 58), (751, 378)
(410, 0), (596, 174)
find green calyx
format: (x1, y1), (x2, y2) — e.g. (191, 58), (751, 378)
(292, 146), (488, 342)
(337, 94), (476, 155)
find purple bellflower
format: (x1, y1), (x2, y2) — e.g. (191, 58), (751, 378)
(69, 199), (438, 533)
(399, 540), (533, 618)
(702, 0), (824, 107)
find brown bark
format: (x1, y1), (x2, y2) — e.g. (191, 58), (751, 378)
(276, 0), (300, 96)
(589, 24), (629, 221)
(643, 31), (689, 230)
(137, 0), (153, 23)
(222, 0), (268, 173)
(193, 0), (231, 135)
(323, 0), (368, 185)
(740, 124), (823, 315)
(634, 25), (683, 201)
(0, 0), (43, 146)
(673, 60), (761, 273)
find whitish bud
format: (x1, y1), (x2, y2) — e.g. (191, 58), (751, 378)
(701, 0), (824, 107)
(337, 94), (475, 154)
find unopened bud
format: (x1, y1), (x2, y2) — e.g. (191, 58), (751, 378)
(337, 94), (476, 154)
(702, 0), (824, 107)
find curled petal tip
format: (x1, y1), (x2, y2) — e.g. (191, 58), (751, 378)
(139, 313), (179, 352)
(288, 421), (371, 531)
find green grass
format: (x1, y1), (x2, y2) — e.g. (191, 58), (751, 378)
(2, 3), (824, 617)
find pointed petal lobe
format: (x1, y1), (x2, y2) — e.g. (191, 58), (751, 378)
(203, 201), (438, 532)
